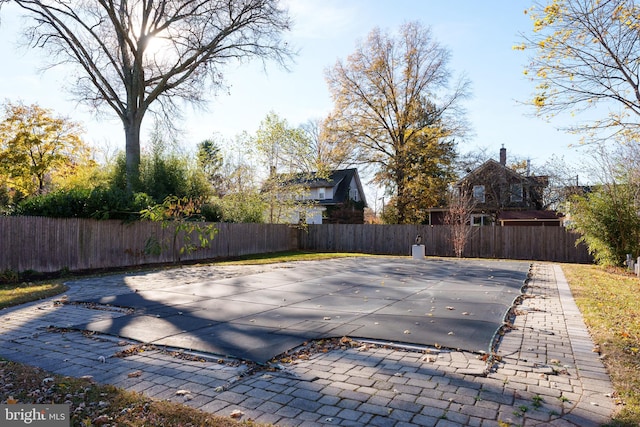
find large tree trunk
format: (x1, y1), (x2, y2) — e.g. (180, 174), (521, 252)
(396, 182), (407, 223)
(124, 115), (142, 193)
(395, 147), (408, 224)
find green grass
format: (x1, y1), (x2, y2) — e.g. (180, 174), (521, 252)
(562, 264), (640, 426)
(214, 250), (371, 265)
(0, 281), (67, 309)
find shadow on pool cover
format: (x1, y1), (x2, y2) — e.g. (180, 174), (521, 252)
(70, 257), (530, 363)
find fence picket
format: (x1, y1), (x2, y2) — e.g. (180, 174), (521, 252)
(0, 217), (593, 274)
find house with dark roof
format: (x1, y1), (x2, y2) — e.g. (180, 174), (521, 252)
(285, 168), (368, 224)
(451, 147), (562, 226)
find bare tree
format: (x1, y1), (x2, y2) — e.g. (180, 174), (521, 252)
(300, 118), (355, 171)
(0, 0), (293, 190)
(519, 0), (640, 142)
(444, 189), (477, 258)
(537, 154), (582, 210)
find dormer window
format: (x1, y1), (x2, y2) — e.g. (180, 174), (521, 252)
(511, 183), (523, 202)
(473, 185), (485, 203)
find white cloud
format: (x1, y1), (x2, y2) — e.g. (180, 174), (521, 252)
(283, 0), (360, 40)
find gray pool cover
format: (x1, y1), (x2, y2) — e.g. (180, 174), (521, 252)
(70, 258), (530, 364)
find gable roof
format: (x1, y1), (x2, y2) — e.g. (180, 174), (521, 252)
(328, 168), (367, 206)
(286, 168), (367, 207)
(456, 159), (522, 186)
(456, 158), (548, 187)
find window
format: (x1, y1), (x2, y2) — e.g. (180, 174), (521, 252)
(511, 183), (523, 202)
(473, 185), (485, 203)
(471, 214), (492, 226)
(318, 189), (325, 200)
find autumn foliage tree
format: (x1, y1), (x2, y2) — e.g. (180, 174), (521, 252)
(0, 102), (88, 199)
(0, 0), (293, 191)
(519, 0), (640, 141)
(324, 21), (469, 223)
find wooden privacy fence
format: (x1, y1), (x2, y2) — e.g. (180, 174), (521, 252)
(0, 217), (297, 273)
(0, 217), (592, 274)
(298, 224), (593, 264)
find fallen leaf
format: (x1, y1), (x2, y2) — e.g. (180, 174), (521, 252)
(230, 409), (244, 419)
(403, 330), (411, 334)
(176, 389), (191, 396)
(446, 306), (455, 310)
(92, 415), (110, 425)
(127, 371), (142, 378)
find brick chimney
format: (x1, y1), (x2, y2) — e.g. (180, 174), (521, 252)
(499, 146), (506, 166)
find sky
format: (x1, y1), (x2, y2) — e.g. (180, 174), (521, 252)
(0, 1), (592, 203)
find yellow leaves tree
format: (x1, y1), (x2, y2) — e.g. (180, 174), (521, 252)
(0, 102), (88, 198)
(324, 21), (469, 223)
(521, 0), (640, 141)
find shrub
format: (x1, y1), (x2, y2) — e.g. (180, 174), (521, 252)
(15, 187), (154, 220)
(215, 193), (265, 223)
(200, 202), (223, 222)
(16, 187), (92, 218)
(110, 151), (213, 204)
(568, 184), (640, 266)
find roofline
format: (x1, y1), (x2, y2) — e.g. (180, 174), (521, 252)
(350, 169), (368, 207)
(498, 219), (563, 225)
